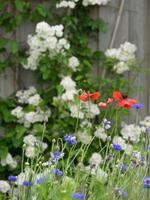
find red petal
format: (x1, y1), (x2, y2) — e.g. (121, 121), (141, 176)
(79, 92), (89, 101)
(113, 91), (123, 101)
(89, 92), (100, 101)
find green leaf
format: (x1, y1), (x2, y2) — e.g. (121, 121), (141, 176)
(15, 0), (24, 12)
(15, 125), (27, 139)
(8, 40), (19, 54)
(0, 38), (7, 49)
(36, 5), (46, 17)
(0, 145), (8, 159)
(12, 137), (22, 148)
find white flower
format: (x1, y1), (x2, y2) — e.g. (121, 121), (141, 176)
(82, 0), (110, 6)
(68, 56), (79, 71)
(23, 135), (37, 146)
(84, 102), (100, 118)
(1, 153), (17, 169)
(69, 105), (84, 119)
(89, 153), (103, 168)
(61, 90), (77, 101)
(36, 21), (52, 38)
(77, 131), (92, 144)
(0, 181), (10, 193)
(121, 124), (141, 143)
(28, 94), (42, 106)
(105, 48), (120, 59)
(16, 87), (37, 104)
(140, 116), (150, 132)
(56, 1), (76, 9)
(25, 146), (36, 158)
(11, 106), (24, 119)
(60, 76), (76, 91)
(94, 126), (107, 141)
(120, 41), (137, 55)
(113, 61), (129, 74)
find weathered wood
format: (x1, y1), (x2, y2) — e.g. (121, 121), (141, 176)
(99, 0), (150, 118)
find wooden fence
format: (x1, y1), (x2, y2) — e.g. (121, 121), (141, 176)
(0, 0), (150, 118)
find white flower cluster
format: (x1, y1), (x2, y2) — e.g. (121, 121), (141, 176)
(94, 126), (107, 141)
(121, 124), (141, 143)
(69, 101), (100, 119)
(0, 181), (10, 193)
(16, 87), (41, 105)
(60, 76), (77, 101)
(82, 0), (110, 6)
(1, 153), (17, 169)
(140, 116), (150, 132)
(23, 135), (48, 158)
(77, 130), (92, 144)
(11, 87), (51, 127)
(24, 22), (70, 70)
(89, 152), (103, 168)
(56, 0), (79, 9)
(105, 41), (137, 74)
(68, 56), (80, 71)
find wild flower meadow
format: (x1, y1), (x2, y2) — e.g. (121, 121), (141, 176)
(0, 90), (150, 200)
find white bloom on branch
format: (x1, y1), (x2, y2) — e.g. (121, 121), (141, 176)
(60, 76), (76, 91)
(61, 90), (77, 101)
(24, 22), (70, 70)
(82, 0), (110, 6)
(56, 0), (77, 9)
(11, 106), (24, 119)
(113, 61), (129, 74)
(28, 94), (42, 106)
(68, 56), (80, 71)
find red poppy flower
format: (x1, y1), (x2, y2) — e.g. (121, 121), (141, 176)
(98, 102), (107, 109)
(112, 91), (137, 109)
(79, 92), (89, 101)
(89, 92), (100, 101)
(79, 91), (100, 101)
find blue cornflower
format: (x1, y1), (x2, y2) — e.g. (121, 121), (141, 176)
(22, 181), (32, 187)
(64, 134), (77, 145)
(51, 151), (64, 160)
(72, 193), (86, 199)
(53, 169), (63, 176)
(36, 178), (45, 185)
(114, 188), (127, 199)
(132, 103), (144, 110)
(145, 128), (150, 134)
(112, 144), (123, 151)
(144, 177), (150, 188)
(8, 175), (17, 182)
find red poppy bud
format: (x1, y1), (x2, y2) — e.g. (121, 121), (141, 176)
(98, 102), (107, 109)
